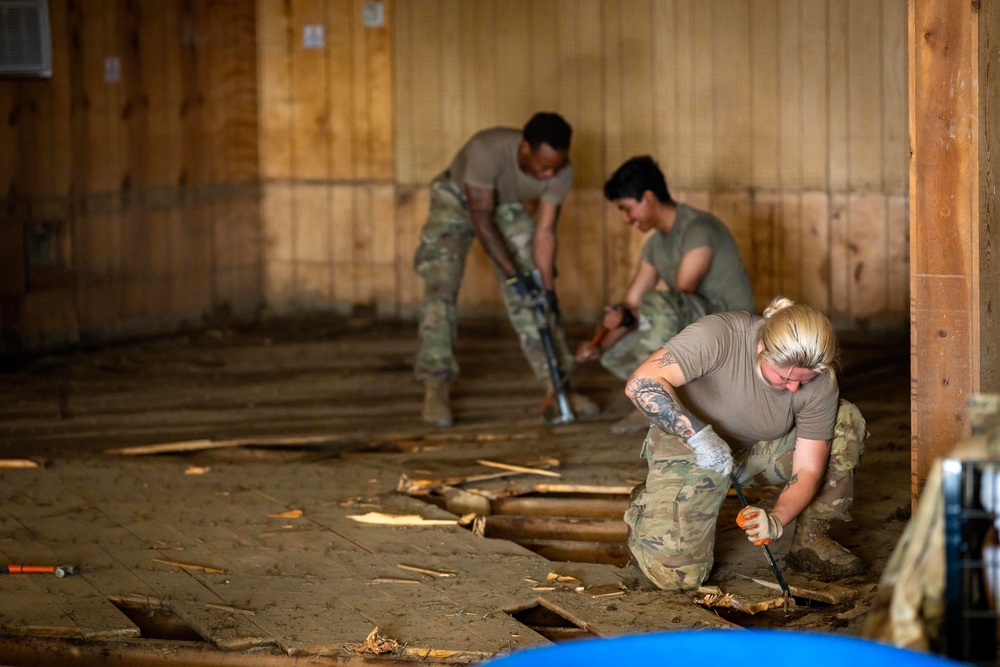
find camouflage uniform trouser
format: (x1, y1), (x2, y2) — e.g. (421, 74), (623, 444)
(413, 177), (574, 386)
(600, 290), (714, 381)
(624, 399), (867, 591)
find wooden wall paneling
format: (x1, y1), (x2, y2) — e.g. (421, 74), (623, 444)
(348, 0), (373, 180)
(714, 189), (754, 263)
(712, 1), (751, 189)
(119, 0), (147, 193)
(882, 0), (909, 195)
(887, 194), (909, 317)
(330, 184), (356, 307)
(493, 0), (532, 126)
(173, 201), (214, 323)
(846, 0), (884, 192)
(670, 2), (693, 186)
(293, 183), (332, 301)
(178, 1), (209, 187)
(778, 193), (803, 302)
(405, 1), (444, 184)
(556, 190), (606, 320)
(599, 3), (631, 295)
(365, 0), (393, 181)
(690, 1), (714, 187)
(749, 0), (779, 190)
(911, 0), (977, 488)
(650, 0), (677, 188)
(458, 2), (487, 149)
(257, 0), (294, 181)
(800, 2), (829, 191)
(848, 193), (888, 318)
(437, 0), (463, 180)
(0, 81), (15, 203)
(371, 184), (397, 316)
(140, 1), (170, 189)
(13, 78), (40, 202)
(219, 1), (260, 185)
(981, 0), (1000, 392)
(391, 0), (413, 184)
(528, 1), (560, 116)
(800, 192), (831, 312)
(290, 0), (330, 182)
(750, 191), (780, 309)
(570, 0), (604, 189)
(214, 197), (263, 320)
(712, 190), (755, 301)
(777, 0), (803, 191)
(828, 193), (850, 319)
(48, 0), (72, 198)
(326, 0), (354, 180)
(617, 0), (655, 161)
(827, 0), (849, 192)
(351, 186), (374, 304)
(263, 183), (296, 305)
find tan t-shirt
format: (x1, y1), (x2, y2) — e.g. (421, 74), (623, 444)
(663, 311), (839, 448)
(444, 127), (573, 205)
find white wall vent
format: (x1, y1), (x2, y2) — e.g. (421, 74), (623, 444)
(0, 0), (52, 78)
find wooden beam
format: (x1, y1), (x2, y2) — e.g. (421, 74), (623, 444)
(909, 0), (991, 495)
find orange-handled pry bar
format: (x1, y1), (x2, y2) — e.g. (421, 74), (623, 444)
(1, 564), (77, 578)
(729, 474), (791, 600)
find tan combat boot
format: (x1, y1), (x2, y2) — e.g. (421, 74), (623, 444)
(787, 518), (864, 577)
(422, 383), (453, 427)
(611, 409), (651, 435)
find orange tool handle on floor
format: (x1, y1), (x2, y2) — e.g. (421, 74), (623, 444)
(1, 564), (76, 577)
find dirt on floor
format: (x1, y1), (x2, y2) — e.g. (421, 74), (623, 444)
(0, 314), (912, 663)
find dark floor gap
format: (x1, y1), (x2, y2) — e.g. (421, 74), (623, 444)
(108, 597), (207, 642)
(509, 605), (597, 642)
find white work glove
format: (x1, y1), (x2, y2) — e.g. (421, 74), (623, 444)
(737, 506), (784, 545)
(685, 425), (734, 476)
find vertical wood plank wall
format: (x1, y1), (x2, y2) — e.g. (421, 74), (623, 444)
(0, 0), (261, 351)
(389, 0), (911, 325)
(2, 0), (909, 352)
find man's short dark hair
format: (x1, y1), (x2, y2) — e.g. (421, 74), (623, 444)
(523, 112), (572, 151)
(603, 155), (674, 205)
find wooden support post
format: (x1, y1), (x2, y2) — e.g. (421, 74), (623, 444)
(909, 0), (1000, 496)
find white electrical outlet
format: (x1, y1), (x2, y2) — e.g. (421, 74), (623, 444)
(362, 1), (384, 27)
(303, 24), (324, 48)
(104, 56), (120, 83)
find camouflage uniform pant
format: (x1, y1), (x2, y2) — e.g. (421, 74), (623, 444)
(413, 177), (574, 386)
(600, 290), (713, 381)
(624, 399), (867, 591)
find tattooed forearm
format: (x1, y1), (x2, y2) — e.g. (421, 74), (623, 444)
(655, 350), (678, 369)
(783, 473), (800, 492)
(625, 377), (704, 438)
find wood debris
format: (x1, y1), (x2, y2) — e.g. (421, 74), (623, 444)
(0, 459), (39, 469)
(476, 459), (561, 478)
(739, 574), (856, 604)
(183, 466), (209, 475)
(346, 512), (456, 526)
(694, 587), (790, 615)
(351, 626), (399, 655)
(397, 564), (455, 578)
(268, 509), (303, 518)
(152, 558), (225, 574)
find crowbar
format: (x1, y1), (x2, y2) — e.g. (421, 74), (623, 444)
(729, 474), (792, 610)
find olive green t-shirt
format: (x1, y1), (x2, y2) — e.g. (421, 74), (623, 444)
(444, 127), (574, 205)
(640, 203), (754, 312)
(663, 311), (839, 448)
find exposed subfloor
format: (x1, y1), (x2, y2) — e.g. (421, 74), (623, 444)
(0, 315), (911, 664)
